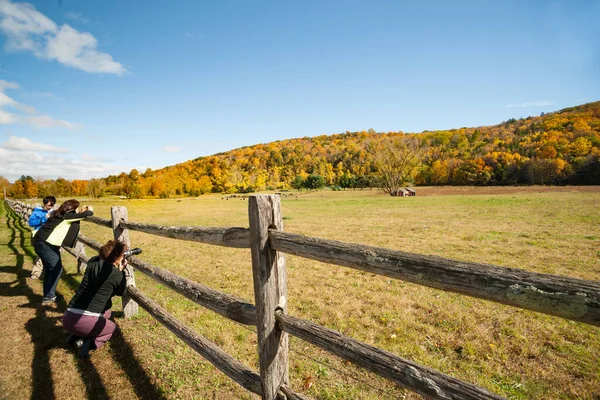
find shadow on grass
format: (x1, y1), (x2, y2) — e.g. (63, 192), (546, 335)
(2, 203), (166, 400)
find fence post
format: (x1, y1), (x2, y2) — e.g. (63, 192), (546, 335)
(75, 241), (88, 274)
(111, 206), (138, 318)
(248, 194), (289, 400)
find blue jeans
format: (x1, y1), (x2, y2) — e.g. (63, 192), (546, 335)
(33, 240), (63, 299)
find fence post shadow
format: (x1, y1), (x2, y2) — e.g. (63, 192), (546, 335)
(2, 203), (164, 400)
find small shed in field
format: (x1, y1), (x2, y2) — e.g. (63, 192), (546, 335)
(392, 188), (409, 196)
(405, 188), (416, 196)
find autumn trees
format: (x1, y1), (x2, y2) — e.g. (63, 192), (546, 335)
(4, 101), (600, 199)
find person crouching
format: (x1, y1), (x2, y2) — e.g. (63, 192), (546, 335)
(62, 240), (128, 358)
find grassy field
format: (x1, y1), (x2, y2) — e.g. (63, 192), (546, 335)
(1, 186), (599, 399)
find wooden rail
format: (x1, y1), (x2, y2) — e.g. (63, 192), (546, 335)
(275, 311), (503, 400)
(268, 231), (600, 326)
(121, 220), (250, 248)
(6, 196), (600, 400)
(126, 255), (257, 325)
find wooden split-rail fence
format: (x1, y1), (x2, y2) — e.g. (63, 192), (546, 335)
(5, 196), (600, 400)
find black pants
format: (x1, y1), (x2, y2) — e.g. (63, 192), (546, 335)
(33, 240), (63, 299)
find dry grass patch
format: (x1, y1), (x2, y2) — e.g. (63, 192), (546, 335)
(3, 186), (600, 399)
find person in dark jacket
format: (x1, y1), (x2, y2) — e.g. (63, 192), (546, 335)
(62, 240), (128, 359)
(33, 199), (93, 304)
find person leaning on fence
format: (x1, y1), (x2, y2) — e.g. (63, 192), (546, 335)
(33, 199), (93, 304)
(28, 195), (56, 280)
(62, 240), (128, 359)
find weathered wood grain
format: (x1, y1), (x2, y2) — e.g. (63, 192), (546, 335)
(127, 286), (309, 400)
(74, 241), (88, 274)
(86, 215), (112, 228)
(127, 255), (257, 325)
(249, 195), (289, 400)
(112, 206), (138, 318)
(62, 246), (90, 265)
(77, 233), (103, 251)
(76, 231), (257, 324)
(269, 230), (600, 326)
(120, 220), (250, 248)
(275, 312), (504, 400)
(127, 286), (263, 395)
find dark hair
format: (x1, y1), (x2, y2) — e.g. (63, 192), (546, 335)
(54, 199), (80, 217)
(99, 240), (127, 264)
(43, 196), (56, 206)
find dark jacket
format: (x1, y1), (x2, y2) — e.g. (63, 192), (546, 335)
(68, 256), (127, 314)
(33, 210), (93, 248)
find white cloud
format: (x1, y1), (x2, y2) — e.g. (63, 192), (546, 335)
(0, 91), (36, 113)
(0, 0), (56, 54)
(65, 12), (89, 24)
(0, 79), (18, 91)
(0, 108), (18, 124)
(505, 101), (554, 108)
(163, 145), (181, 153)
(24, 114), (82, 129)
(1, 135), (69, 152)
(46, 24), (125, 74)
(80, 153), (113, 162)
(0, 79), (82, 129)
(0, 0), (125, 75)
(27, 91), (59, 100)
(0, 146), (125, 181)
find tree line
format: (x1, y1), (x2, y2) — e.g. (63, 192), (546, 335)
(3, 101), (599, 199)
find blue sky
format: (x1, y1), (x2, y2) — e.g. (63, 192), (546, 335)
(0, 0), (598, 181)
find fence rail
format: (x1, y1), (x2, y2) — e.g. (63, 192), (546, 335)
(268, 230), (600, 326)
(5, 195), (600, 400)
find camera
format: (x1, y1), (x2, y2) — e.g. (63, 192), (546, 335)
(123, 248), (142, 258)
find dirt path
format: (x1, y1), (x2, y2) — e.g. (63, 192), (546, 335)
(0, 203), (167, 400)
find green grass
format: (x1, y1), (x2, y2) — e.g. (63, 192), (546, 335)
(6, 187), (600, 399)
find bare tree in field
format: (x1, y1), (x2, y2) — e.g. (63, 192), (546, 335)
(87, 178), (105, 198)
(370, 134), (424, 196)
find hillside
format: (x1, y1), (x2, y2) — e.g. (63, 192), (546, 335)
(7, 101), (600, 198)
(122, 101), (599, 197)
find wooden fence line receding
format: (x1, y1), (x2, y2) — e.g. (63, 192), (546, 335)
(75, 233), (257, 325)
(120, 220), (251, 248)
(268, 230), (600, 327)
(125, 286), (263, 395)
(86, 215), (112, 228)
(126, 255), (257, 325)
(85, 216), (251, 248)
(275, 312), (504, 400)
(77, 234), (103, 251)
(7, 196), (599, 400)
(127, 286), (308, 400)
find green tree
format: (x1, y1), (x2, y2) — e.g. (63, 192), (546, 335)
(303, 174), (325, 190)
(291, 175), (304, 190)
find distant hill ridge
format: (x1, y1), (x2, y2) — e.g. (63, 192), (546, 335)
(104, 101), (596, 196)
(8, 103), (599, 199)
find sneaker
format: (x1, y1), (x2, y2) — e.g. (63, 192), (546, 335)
(78, 338), (92, 359)
(41, 294), (64, 304)
(66, 334), (81, 346)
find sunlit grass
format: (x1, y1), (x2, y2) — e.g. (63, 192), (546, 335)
(5, 186), (600, 399)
